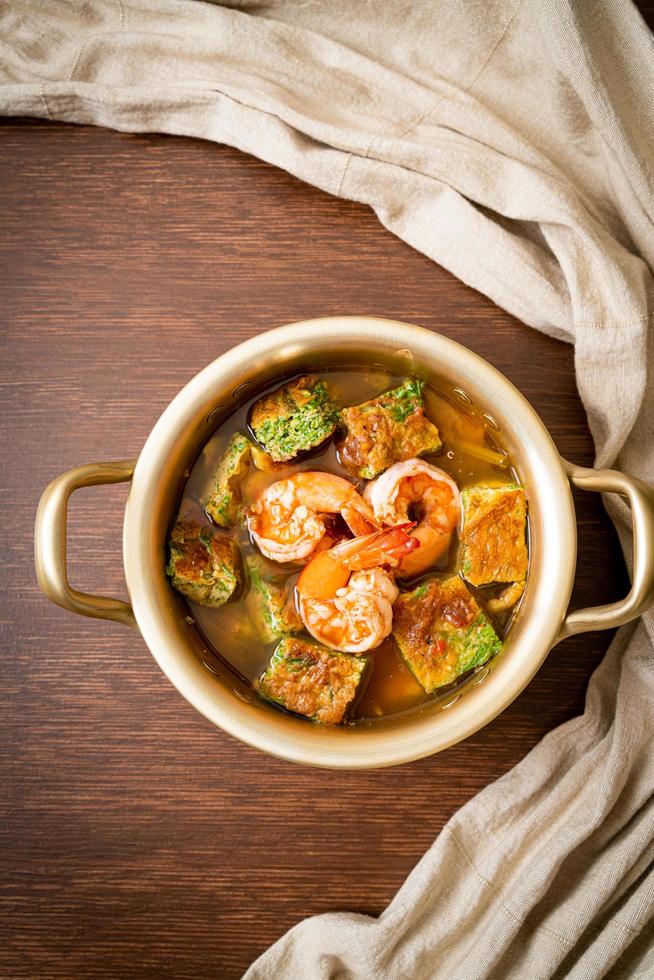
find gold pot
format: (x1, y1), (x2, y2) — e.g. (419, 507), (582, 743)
(34, 318), (654, 769)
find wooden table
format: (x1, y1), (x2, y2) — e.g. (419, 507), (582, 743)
(0, 99), (640, 978)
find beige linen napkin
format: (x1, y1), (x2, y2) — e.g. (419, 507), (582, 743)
(2, 1), (653, 976)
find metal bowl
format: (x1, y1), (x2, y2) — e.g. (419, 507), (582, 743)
(34, 317), (654, 768)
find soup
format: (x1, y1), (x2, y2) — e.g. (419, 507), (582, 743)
(166, 367), (529, 726)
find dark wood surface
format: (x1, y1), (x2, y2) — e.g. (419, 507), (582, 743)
(0, 112), (636, 979)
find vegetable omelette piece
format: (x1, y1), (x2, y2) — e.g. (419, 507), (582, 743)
(166, 519), (240, 607)
(460, 484), (528, 586)
(250, 375), (339, 463)
(393, 576), (501, 693)
(205, 432), (251, 527)
(246, 554), (303, 642)
(258, 636), (368, 724)
(205, 432), (276, 528)
(339, 379), (442, 480)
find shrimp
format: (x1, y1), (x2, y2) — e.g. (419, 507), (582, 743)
(364, 459), (461, 577)
(248, 471), (377, 563)
(296, 525), (419, 654)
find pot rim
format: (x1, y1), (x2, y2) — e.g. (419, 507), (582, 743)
(122, 316), (576, 768)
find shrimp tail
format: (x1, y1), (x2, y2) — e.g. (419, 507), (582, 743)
(337, 523), (419, 571)
(297, 524), (419, 602)
(341, 498), (379, 537)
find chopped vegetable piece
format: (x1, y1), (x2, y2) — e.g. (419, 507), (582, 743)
(487, 580), (526, 614)
(258, 636), (368, 724)
(250, 375), (339, 463)
(250, 443), (278, 472)
(246, 554), (302, 641)
(166, 519), (240, 607)
(393, 575), (501, 693)
(460, 484), (528, 586)
(455, 440), (508, 468)
(423, 393), (508, 465)
(339, 379), (441, 480)
(423, 390), (486, 445)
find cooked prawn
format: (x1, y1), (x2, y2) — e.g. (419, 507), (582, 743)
(296, 525), (418, 653)
(248, 471), (377, 563)
(364, 459), (460, 577)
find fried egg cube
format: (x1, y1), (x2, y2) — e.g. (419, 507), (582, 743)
(166, 519), (240, 607)
(393, 576), (501, 693)
(460, 484), (528, 586)
(339, 378), (441, 480)
(250, 375), (339, 463)
(258, 637), (368, 724)
(246, 554), (303, 642)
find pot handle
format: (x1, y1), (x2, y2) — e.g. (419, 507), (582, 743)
(34, 460), (138, 629)
(556, 459), (654, 642)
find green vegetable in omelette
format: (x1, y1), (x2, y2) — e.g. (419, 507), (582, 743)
(246, 554), (302, 642)
(249, 375), (340, 463)
(393, 575), (501, 693)
(258, 636), (368, 724)
(459, 484), (528, 587)
(205, 431), (276, 527)
(338, 378), (442, 480)
(205, 432), (252, 527)
(167, 519), (240, 607)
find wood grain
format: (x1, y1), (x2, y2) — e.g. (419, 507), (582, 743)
(0, 103), (638, 980)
